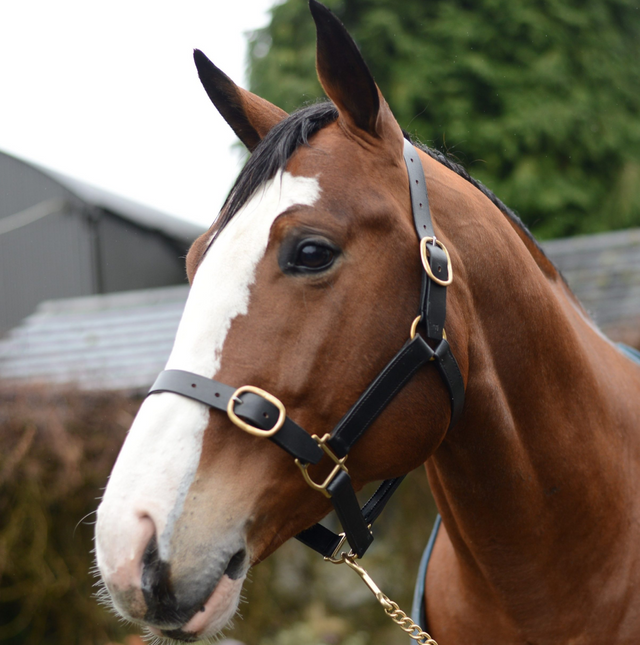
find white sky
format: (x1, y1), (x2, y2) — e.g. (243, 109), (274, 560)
(0, 0), (279, 228)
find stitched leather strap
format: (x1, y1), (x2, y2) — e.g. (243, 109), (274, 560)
(298, 144), (463, 557)
(405, 138), (450, 342)
(434, 339), (465, 428)
(327, 470), (374, 556)
(404, 142), (434, 239)
(328, 336), (434, 458)
(148, 370), (324, 465)
(402, 140), (464, 428)
(295, 475), (405, 558)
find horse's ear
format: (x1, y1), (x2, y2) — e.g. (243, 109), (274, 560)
(309, 0), (393, 139)
(193, 49), (288, 152)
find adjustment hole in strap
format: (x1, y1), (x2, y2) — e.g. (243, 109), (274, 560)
(191, 383), (197, 388)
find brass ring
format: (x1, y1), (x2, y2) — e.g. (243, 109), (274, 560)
(410, 315), (447, 342)
(420, 237), (453, 286)
(410, 315), (422, 340)
(227, 385), (286, 437)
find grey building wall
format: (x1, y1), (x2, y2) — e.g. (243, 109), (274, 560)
(0, 150), (72, 219)
(96, 212), (187, 293)
(0, 151), (203, 333)
(0, 206), (96, 332)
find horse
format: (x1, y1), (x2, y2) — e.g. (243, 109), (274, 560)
(95, 1), (640, 643)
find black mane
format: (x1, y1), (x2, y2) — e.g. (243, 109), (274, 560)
(215, 100), (542, 254)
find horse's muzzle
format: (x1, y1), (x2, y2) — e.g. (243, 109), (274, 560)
(98, 517), (248, 641)
(140, 534), (247, 630)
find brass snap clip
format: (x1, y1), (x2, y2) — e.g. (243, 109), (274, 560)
(295, 433), (348, 498)
(420, 236), (453, 286)
(227, 385), (286, 437)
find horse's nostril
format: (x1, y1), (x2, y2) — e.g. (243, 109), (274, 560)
(224, 549), (246, 580)
(141, 534), (178, 624)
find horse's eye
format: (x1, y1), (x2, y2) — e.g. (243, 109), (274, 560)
(292, 242), (336, 272)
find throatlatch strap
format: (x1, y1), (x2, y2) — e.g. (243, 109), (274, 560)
(433, 339), (465, 428)
(327, 470), (373, 556)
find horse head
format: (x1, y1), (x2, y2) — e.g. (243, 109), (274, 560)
(95, 1), (469, 640)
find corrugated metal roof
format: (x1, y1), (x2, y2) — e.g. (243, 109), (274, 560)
(544, 227), (640, 327)
(1, 227), (639, 392)
(0, 285), (187, 392)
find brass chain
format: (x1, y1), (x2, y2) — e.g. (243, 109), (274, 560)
(326, 551), (438, 645)
(382, 597), (438, 645)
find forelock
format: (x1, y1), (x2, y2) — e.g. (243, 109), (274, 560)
(213, 101), (338, 237)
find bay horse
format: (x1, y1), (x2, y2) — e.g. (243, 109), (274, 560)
(95, 1), (640, 643)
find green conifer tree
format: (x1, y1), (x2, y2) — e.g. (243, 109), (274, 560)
(249, 0), (640, 238)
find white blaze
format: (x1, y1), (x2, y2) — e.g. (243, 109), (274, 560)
(96, 171), (321, 571)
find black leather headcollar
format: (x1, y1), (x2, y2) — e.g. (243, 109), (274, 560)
(146, 140), (465, 558)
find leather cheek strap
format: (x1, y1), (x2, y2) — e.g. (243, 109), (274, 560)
(328, 335), (435, 459)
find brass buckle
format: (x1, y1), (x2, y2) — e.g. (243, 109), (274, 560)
(295, 433), (348, 498)
(420, 236), (453, 286)
(227, 385), (286, 437)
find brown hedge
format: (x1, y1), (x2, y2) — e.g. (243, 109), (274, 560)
(0, 385), (138, 645)
(0, 385), (437, 645)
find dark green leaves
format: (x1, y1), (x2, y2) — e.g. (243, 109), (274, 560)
(248, 0), (640, 238)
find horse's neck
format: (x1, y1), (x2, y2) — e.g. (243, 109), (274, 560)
(427, 213), (640, 624)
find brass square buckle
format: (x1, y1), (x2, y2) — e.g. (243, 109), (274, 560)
(420, 236), (453, 286)
(227, 385), (286, 437)
(295, 433), (348, 498)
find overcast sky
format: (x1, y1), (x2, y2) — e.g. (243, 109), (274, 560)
(0, 0), (279, 228)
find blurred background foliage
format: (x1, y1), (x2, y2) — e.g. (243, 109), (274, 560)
(0, 386), (437, 645)
(248, 0), (640, 239)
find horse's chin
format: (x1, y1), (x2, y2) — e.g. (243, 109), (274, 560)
(148, 574), (245, 643)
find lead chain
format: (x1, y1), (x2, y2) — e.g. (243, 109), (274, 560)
(327, 553), (438, 645)
(382, 598), (438, 645)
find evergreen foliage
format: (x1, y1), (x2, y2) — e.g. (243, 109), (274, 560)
(248, 0), (640, 238)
